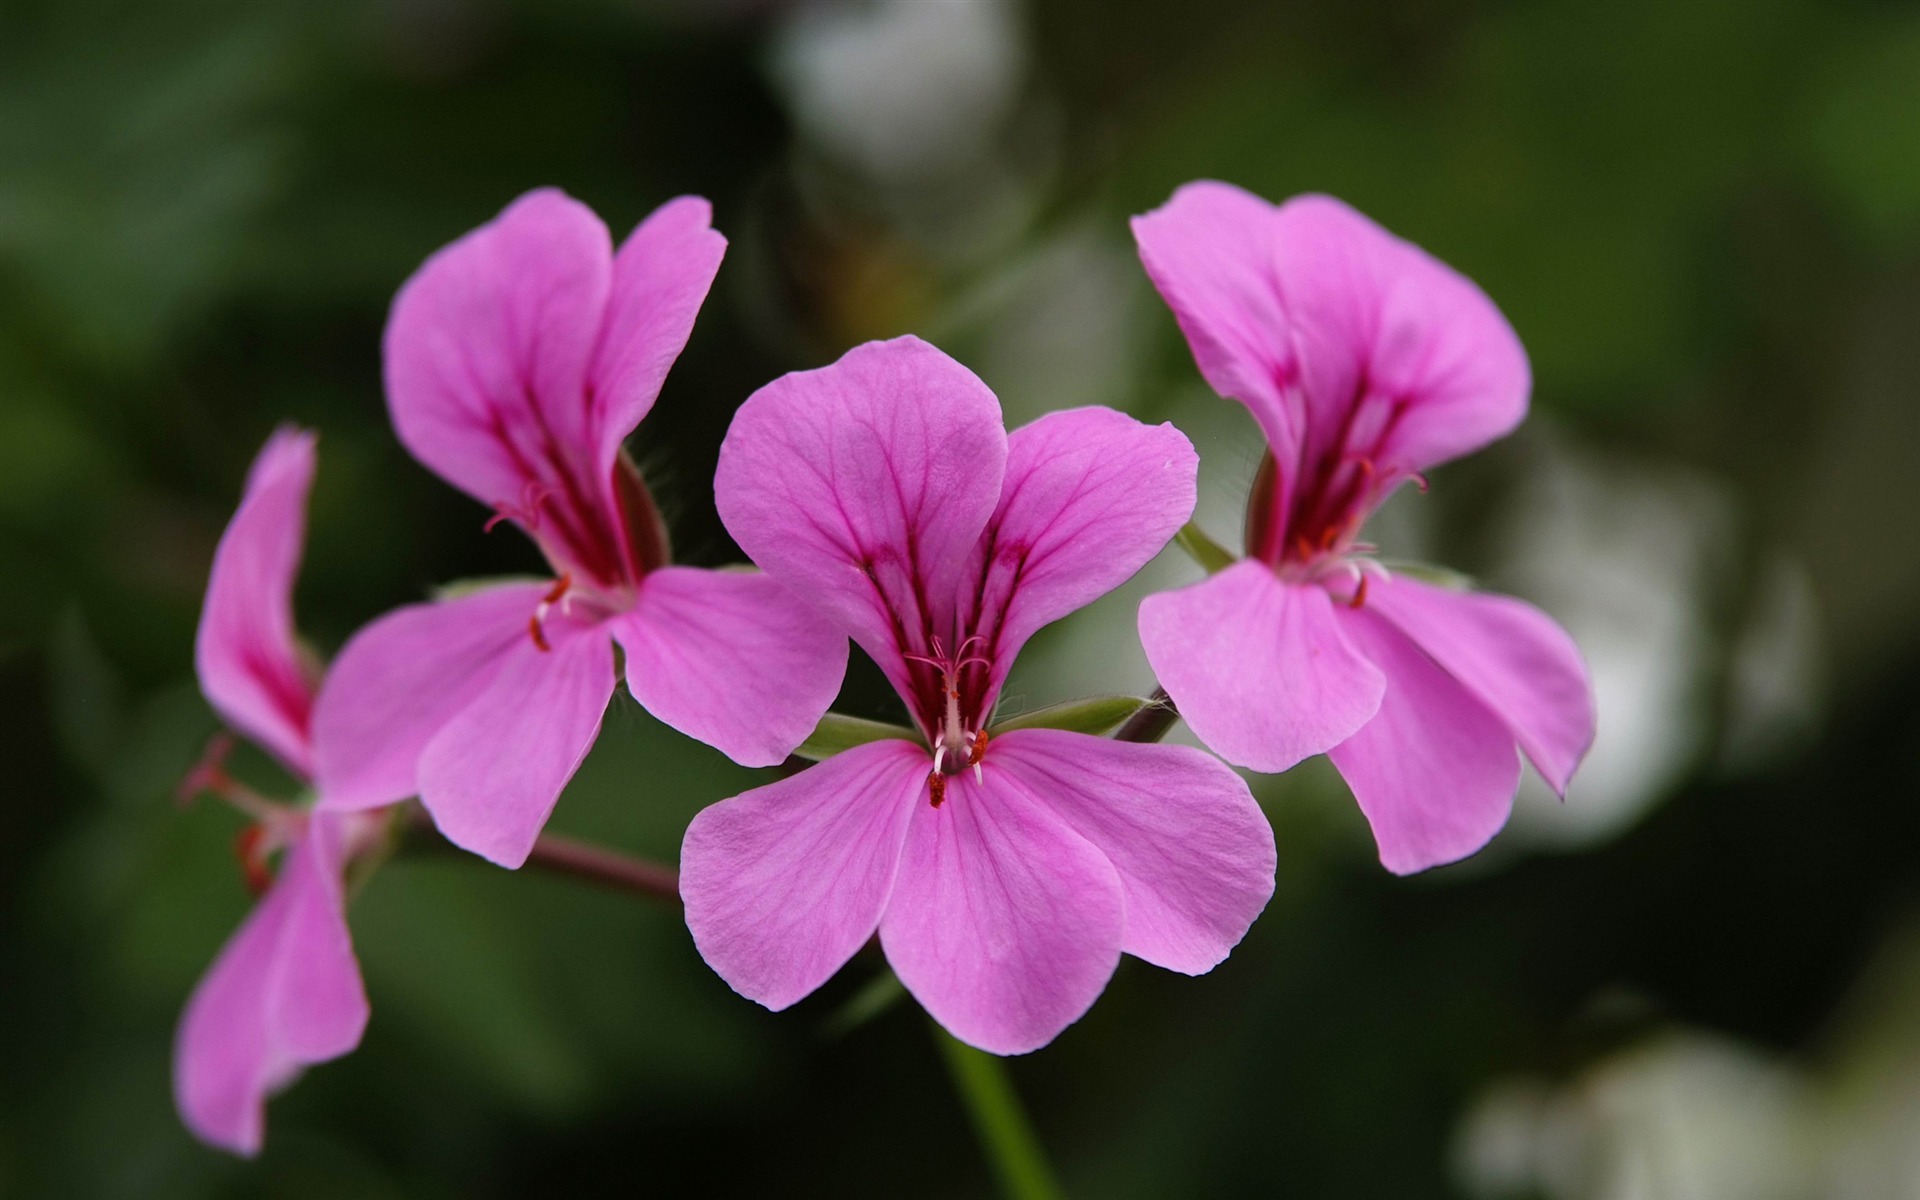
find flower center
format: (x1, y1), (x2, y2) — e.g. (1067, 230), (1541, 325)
(1245, 446), (1423, 596)
(905, 636), (993, 806)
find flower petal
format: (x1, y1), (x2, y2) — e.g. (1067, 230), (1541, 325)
(1134, 183), (1529, 526)
(1328, 609), (1522, 874)
(589, 196), (726, 479)
(1364, 574), (1595, 795)
(1265, 193), (1530, 475)
(609, 566), (848, 768)
(174, 811), (367, 1157)
(990, 729), (1274, 974)
(715, 335), (1006, 705)
(681, 739), (925, 1010)
(417, 617), (615, 868)
(311, 582), (548, 811)
(1138, 561), (1383, 773)
(195, 426), (320, 778)
(383, 188), (631, 588)
(880, 767), (1125, 1055)
(1130, 181), (1301, 461)
(964, 407), (1197, 705)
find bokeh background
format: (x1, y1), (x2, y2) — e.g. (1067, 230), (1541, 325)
(6, 0), (1920, 1195)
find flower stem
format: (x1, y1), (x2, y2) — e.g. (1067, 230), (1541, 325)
(402, 809), (681, 906)
(933, 1024), (1067, 1200)
(1112, 686), (1178, 744)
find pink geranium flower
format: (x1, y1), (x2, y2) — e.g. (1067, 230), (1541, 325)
(178, 427), (379, 1156)
(680, 336), (1276, 1054)
(1132, 181), (1596, 874)
(311, 190), (846, 867)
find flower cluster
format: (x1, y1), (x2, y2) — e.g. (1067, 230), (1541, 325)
(175, 182), (1593, 1153)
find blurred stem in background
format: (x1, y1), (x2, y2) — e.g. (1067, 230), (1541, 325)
(934, 1023), (1067, 1200)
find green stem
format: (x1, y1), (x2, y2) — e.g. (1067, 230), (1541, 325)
(933, 1024), (1067, 1200)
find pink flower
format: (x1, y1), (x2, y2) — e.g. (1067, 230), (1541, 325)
(178, 427), (377, 1156)
(311, 190), (847, 867)
(1132, 181), (1596, 874)
(680, 336), (1276, 1054)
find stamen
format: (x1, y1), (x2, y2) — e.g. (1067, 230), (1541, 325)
(1348, 574), (1370, 609)
(966, 729), (989, 783)
(927, 771), (947, 808)
(485, 481), (554, 534)
(176, 732), (238, 807)
(528, 573), (573, 653)
(233, 826), (275, 897)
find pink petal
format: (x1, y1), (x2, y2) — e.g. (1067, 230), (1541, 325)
(879, 767), (1125, 1055)
(964, 407), (1197, 704)
(1265, 193), (1530, 475)
(416, 615), (615, 867)
(1328, 609), (1522, 875)
(609, 566), (848, 768)
(311, 582), (549, 811)
(1364, 575), (1595, 795)
(1134, 183), (1530, 525)
(1138, 561), (1384, 773)
(714, 336), (1007, 702)
(1130, 181), (1301, 462)
(174, 811), (368, 1156)
(194, 426), (320, 779)
(991, 729), (1274, 974)
(383, 188), (630, 588)
(589, 196), (726, 482)
(680, 739), (925, 1010)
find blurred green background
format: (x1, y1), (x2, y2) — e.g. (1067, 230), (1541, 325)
(6, 0), (1920, 1195)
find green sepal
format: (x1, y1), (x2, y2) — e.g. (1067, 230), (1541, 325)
(1174, 522), (1237, 575)
(990, 695), (1149, 738)
(1378, 560), (1477, 590)
(432, 574), (549, 601)
(793, 712), (920, 761)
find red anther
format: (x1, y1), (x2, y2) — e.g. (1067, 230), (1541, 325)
(1355, 456), (1376, 478)
(928, 771), (948, 809)
(1294, 535), (1316, 562)
(967, 729), (990, 767)
(1349, 574), (1370, 609)
(527, 573), (573, 653)
(233, 825), (274, 897)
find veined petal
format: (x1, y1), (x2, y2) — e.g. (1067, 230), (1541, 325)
(1139, 561), (1383, 773)
(173, 811), (367, 1157)
(991, 729), (1274, 974)
(963, 407), (1197, 705)
(1329, 609), (1522, 875)
(311, 583), (548, 811)
(195, 426), (320, 779)
(1135, 183), (1529, 536)
(1131, 181), (1302, 464)
(1266, 193), (1529, 476)
(715, 336), (1006, 704)
(880, 767), (1125, 1055)
(1364, 574), (1594, 794)
(590, 196), (726, 482)
(383, 188), (629, 588)
(681, 739), (925, 1011)
(610, 566), (848, 769)
(417, 616), (615, 868)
